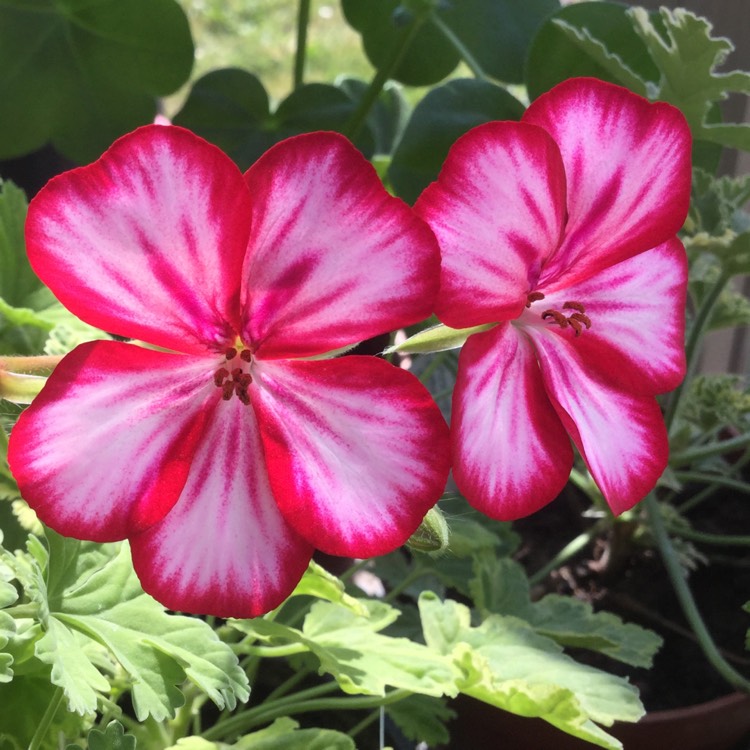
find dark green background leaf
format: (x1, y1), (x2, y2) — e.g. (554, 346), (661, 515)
(0, 0), (193, 162)
(389, 78), (524, 203)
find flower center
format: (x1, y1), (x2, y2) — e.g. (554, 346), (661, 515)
(525, 293), (592, 337)
(213, 346), (253, 405)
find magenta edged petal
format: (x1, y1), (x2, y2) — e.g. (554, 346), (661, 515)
(452, 325), (573, 520)
(25, 125), (251, 354)
(528, 327), (669, 515)
(538, 237), (687, 396)
(240, 132), (440, 359)
(415, 122), (567, 328)
(130, 398), (313, 618)
(250, 357), (450, 557)
(524, 78), (692, 289)
(8, 341), (217, 541)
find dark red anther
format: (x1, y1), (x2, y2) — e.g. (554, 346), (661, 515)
(563, 301), (586, 313)
(571, 312), (591, 330)
(221, 381), (235, 400)
(240, 349), (253, 362)
(542, 310), (569, 327)
(526, 291), (546, 307)
(238, 373), (253, 387)
(225, 347), (238, 361)
(568, 317), (583, 336)
(235, 385), (251, 405)
(213, 367), (229, 386)
(231, 367), (243, 378)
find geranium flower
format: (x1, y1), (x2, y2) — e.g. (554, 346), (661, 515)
(8, 126), (450, 617)
(415, 78), (691, 519)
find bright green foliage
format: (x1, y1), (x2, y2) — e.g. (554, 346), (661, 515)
(389, 79), (524, 202)
(165, 718), (355, 750)
(1, 531), (250, 722)
(680, 375), (750, 433)
(0, 0), (193, 163)
(67, 721), (137, 750)
(288, 560), (368, 616)
(629, 7), (750, 151)
(470, 555), (662, 668)
(419, 592), (645, 750)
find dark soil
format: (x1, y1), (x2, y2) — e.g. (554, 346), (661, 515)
(513, 486), (750, 712)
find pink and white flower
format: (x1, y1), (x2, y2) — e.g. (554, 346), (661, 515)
(415, 78), (691, 519)
(9, 126), (450, 617)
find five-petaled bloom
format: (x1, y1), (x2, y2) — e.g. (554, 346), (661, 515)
(8, 126), (451, 617)
(415, 77), (691, 519)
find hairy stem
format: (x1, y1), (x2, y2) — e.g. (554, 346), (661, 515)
(293, 0), (311, 89)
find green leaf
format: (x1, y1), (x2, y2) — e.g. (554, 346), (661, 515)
(174, 71), (374, 170)
(233, 718), (355, 750)
(420, 592), (645, 749)
(0, 296), (54, 356)
(29, 531), (249, 720)
(302, 599), (458, 697)
(289, 560), (368, 616)
(0, 181), (38, 307)
(387, 694), (456, 746)
(441, 0), (560, 84)
(342, 0), (459, 86)
(629, 7), (750, 151)
(337, 77), (410, 155)
(389, 78), (524, 203)
(470, 556), (662, 668)
(0, 0), (193, 162)
(66, 720), (136, 750)
(385, 321), (497, 355)
(525, 2), (660, 100)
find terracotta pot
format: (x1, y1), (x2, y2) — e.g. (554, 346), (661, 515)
(445, 692), (750, 750)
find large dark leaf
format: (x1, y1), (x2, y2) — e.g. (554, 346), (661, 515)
(0, 0), (193, 163)
(342, 0), (459, 86)
(174, 70), (374, 170)
(442, 0), (559, 84)
(389, 78), (524, 203)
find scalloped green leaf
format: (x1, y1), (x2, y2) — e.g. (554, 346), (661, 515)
(66, 721), (137, 750)
(0, 181), (37, 308)
(26, 531), (250, 720)
(174, 70), (374, 170)
(629, 7), (750, 151)
(301, 599), (458, 697)
(289, 560), (368, 616)
(387, 694), (455, 746)
(525, 1), (660, 98)
(389, 78), (524, 203)
(0, 0), (193, 162)
(419, 592), (644, 749)
(342, 0), (459, 86)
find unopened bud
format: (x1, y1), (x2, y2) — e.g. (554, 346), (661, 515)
(406, 506), (450, 553)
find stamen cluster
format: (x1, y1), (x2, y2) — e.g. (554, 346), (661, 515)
(214, 347), (253, 405)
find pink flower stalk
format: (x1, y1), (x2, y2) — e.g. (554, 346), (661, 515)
(415, 78), (691, 519)
(9, 126), (450, 617)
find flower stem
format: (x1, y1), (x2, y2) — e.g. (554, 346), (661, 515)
(528, 522), (605, 587)
(28, 686), (64, 750)
(665, 270), (732, 433)
(665, 524), (750, 547)
(671, 430), (750, 466)
(0, 355), (63, 374)
(293, 0), (311, 90)
(0, 370), (47, 404)
(429, 13), (487, 79)
(644, 492), (750, 693)
(342, 17), (424, 142)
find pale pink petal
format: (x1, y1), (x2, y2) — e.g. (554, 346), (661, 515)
(26, 125), (251, 354)
(452, 324), (573, 520)
(524, 78), (692, 290)
(527, 326), (669, 515)
(240, 132), (440, 359)
(414, 121), (566, 329)
(527, 238), (687, 396)
(250, 357), (450, 556)
(8, 341), (219, 541)
(131, 398), (313, 618)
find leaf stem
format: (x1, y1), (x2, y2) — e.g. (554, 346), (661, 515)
(528, 521), (606, 587)
(644, 492), (750, 693)
(293, 0), (311, 90)
(665, 523), (750, 547)
(342, 16), (424, 141)
(242, 643), (310, 658)
(429, 13), (488, 79)
(28, 685), (64, 750)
